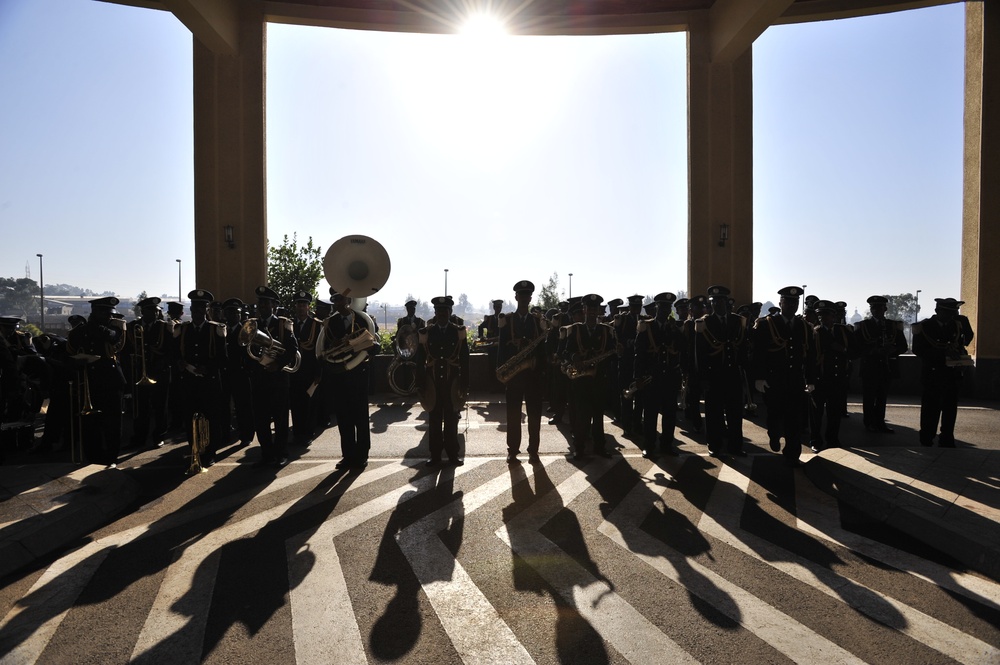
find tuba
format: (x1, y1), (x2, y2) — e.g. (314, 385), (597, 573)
(316, 235), (391, 370)
(239, 320), (302, 373)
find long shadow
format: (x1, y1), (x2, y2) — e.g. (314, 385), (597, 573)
(731, 459), (908, 629)
(133, 466), (361, 663)
(370, 402), (415, 434)
(368, 463), (464, 660)
(0, 457), (316, 659)
(593, 457), (742, 629)
(504, 461), (610, 664)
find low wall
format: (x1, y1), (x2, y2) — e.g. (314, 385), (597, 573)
(369, 353), (998, 401)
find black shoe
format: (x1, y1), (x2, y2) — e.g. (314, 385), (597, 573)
(335, 459), (350, 469)
(349, 462), (368, 471)
(876, 425), (895, 434)
(506, 454), (520, 464)
(425, 458), (441, 467)
(446, 458), (464, 467)
(528, 453), (541, 464)
(273, 456), (289, 468)
(596, 449), (612, 458)
(769, 438), (781, 452)
(573, 452), (587, 461)
(785, 458), (802, 468)
(732, 449), (747, 457)
(251, 458), (272, 468)
(641, 449), (657, 460)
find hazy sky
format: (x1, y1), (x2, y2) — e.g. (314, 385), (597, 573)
(0, 0), (964, 317)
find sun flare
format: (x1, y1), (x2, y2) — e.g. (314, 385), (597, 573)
(459, 12), (509, 39)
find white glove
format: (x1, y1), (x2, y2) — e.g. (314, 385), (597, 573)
(755, 379), (768, 392)
(805, 384), (816, 393)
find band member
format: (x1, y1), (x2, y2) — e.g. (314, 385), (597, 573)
(209, 300), (224, 323)
(397, 300), (425, 336)
(66, 297), (126, 468)
(680, 295), (708, 432)
(222, 298), (255, 447)
(912, 298), (974, 447)
(125, 297), (171, 449)
(479, 300), (503, 343)
(164, 301), (185, 435)
(0, 316), (39, 446)
(289, 291), (321, 446)
(696, 286), (749, 458)
(633, 292), (684, 458)
(312, 296), (334, 432)
(855, 295), (907, 433)
(546, 306), (571, 426)
(415, 296), (469, 466)
(32, 332), (74, 454)
(248, 286), (298, 469)
(561, 294), (617, 460)
(751, 286), (816, 467)
(615, 295), (644, 436)
(809, 300), (856, 451)
(498, 280), (547, 463)
(175, 290), (227, 468)
(320, 290), (374, 470)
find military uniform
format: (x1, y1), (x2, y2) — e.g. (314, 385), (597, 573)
(809, 300), (856, 450)
(175, 290), (228, 466)
(124, 297), (171, 448)
(633, 293), (683, 457)
(696, 286), (749, 457)
(680, 296), (708, 432)
(615, 296), (644, 435)
(751, 286), (815, 466)
(912, 298), (974, 447)
(248, 286), (299, 468)
(855, 295), (907, 432)
(416, 296), (469, 465)
(221, 298), (254, 447)
(562, 294), (617, 459)
(65, 297), (127, 467)
(290, 291), (321, 446)
(498, 281), (547, 462)
(321, 290), (374, 470)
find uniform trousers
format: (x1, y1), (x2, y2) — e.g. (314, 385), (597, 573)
(569, 375), (607, 454)
(250, 371), (290, 462)
(428, 381), (460, 462)
(763, 378), (806, 462)
(329, 365), (371, 464)
(505, 369), (543, 455)
(704, 371), (744, 455)
(641, 375), (679, 452)
(919, 366), (962, 446)
(860, 362), (891, 428)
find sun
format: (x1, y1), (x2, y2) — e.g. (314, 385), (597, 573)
(459, 12), (509, 39)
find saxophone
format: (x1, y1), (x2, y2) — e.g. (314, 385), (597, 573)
(496, 329), (549, 383)
(564, 347), (619, 380)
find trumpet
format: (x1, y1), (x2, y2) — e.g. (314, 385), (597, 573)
(133, 324), (157, 387)
(623, 375), (651, 400)
(239, 320), (301, 373)
(187, 412), (209, 474)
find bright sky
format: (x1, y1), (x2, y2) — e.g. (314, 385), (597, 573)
(0, 0), (965, 317)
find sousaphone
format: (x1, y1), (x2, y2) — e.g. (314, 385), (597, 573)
(316, 235), (391, 369)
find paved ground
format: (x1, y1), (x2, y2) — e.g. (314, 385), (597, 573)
(0, 393), (997, 663)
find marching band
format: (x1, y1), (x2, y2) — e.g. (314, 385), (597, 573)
(0, 240), (978, 471)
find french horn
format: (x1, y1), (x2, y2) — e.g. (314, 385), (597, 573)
(316, 235), (391, 369)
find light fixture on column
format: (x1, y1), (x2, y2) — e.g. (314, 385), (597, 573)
(718, 224), (729, 247)
(224, 225), (235, 249)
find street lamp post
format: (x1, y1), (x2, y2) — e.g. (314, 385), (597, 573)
(568, 273), (573, 300)
(444, 269), (449, 297)
(176, 259), (182, 303)
(381, 303), (388, 330)
(36, 254), (44, 332)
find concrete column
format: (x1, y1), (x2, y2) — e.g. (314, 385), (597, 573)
(192, 2), (267, 304)
(963, 0), (1000, 397)
(687, 18), (754, 306)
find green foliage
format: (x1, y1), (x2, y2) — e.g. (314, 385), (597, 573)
(536, 272), (561, 310)
(871, 293), (920, 323)
(266, 234), (323, 307)
(0, 277), (39, 317)
(22, 323), (42, 337)
(377, 330), (394, 355)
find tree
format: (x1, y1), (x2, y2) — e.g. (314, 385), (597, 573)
(133, 291), (148, 318)
(455, 293), (470, 315)
(536, 272), (561, 310)
(876, 293), (920, 324)
(0, 277), (39, 317)
(266, 234), (323, 306)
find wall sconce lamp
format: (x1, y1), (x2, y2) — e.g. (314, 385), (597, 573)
(224, 225), (235, 249)
(718, 223), (729, 247)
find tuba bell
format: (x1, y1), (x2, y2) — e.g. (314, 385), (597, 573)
(316, 235), (391, 370)
(239, 320), (301, 373)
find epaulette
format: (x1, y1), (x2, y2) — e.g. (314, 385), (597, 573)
(637, 319), (649, 333)
(211, 320), (227, 337)
(694, 319), (706, 333)
(497, 313), (508, 328)
(456, 326), (467, 341)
